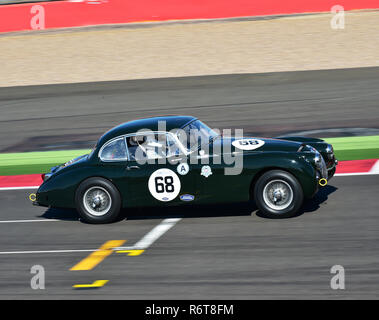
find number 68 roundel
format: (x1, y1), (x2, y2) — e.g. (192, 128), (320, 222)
(148, 168), (181, 202)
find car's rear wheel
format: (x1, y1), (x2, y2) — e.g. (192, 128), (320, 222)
(75, 177), (121, 224)
(254, 170), (303, 218)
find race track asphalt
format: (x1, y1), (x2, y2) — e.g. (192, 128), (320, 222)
(0, 175), (378, 299)
(0, 67), (379, 152)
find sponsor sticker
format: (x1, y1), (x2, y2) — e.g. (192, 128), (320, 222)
(180, 194), (195, 201)
(201, 165), (212, 178)
(177, 162), (189, 175)
(232, 138), (265, 151)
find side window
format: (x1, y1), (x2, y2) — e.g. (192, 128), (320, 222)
(180, 122), (200, 150)
(126, 135), (148, 161)
(100, 137), (127, 161)
(166, 134), (181, 157)
(126, 133), (182, 162)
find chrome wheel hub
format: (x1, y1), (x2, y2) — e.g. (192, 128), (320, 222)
(83, 187), (112, 216)
(263, 179), (293, 210)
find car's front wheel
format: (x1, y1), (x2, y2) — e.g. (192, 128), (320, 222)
(254, 170), (304, 218)
(75, 177), (121, 224)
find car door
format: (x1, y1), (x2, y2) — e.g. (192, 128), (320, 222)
(122, 132), (200, 207)
(192, 143), (249, 204)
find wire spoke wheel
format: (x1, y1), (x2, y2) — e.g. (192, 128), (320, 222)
(83, 186), (112, 216)
(262, 179), (294, 211)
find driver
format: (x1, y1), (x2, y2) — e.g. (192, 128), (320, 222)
(144, 134), (165, 159)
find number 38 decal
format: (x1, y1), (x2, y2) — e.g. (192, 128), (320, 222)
(148, 168), (181, 201)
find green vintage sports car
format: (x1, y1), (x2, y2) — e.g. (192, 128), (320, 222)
(34, 116), (337, 223)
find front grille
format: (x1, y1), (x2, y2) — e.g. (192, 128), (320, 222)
(320, 156), (328, 179)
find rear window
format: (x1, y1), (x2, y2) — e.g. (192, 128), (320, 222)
(99, 138), (127, 161)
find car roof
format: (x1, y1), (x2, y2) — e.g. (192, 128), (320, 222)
(97, 115), (197, 147)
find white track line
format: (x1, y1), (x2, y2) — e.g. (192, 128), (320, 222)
(370, 160), (379, 174)
(114, 218), (182, 251)
(335, 172), (379, 176)
(0, 186), (39, 191)
(0, 249), (97, 255)
(0, 218), (181, 255)
(0, 219), (59, 223)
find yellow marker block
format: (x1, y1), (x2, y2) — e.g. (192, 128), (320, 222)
(70, 240), (126, 271)
(73, 280), (108, 289)
(116, 249), (145, 256)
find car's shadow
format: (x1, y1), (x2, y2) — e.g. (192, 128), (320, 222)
(255, 184), (338, 219)
(302, 185), (338, 214)
(38, 185), (337, 223)
(120, 202), (255, 221)
(39, 207), (79, 221)
(38, 202), (255, 222)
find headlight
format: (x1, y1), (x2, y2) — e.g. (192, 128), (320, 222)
(298, 144), (317, 153)
(326, 144), (334, 160)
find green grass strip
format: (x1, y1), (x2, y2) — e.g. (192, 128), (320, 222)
(324, 135), (379, 161)
(0, 150), (90, 176)
(0, 135), (378, 175)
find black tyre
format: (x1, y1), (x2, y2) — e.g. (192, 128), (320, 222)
(254, 170), (304, 218)
(75, 177), (121, 224)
